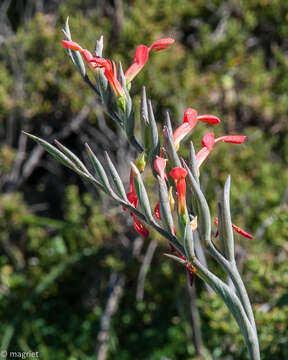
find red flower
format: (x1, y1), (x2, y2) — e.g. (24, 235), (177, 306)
(214, 217), (254, 239)
(62, 40), (125, 97)
(154, 156), (168, 181)
(173, 109), (221, 151)
(63, 37), (174, 96)
(90, 58), (125, 98)
(62, 40), (94, 64)
(196, 132), (246, 169)
(125, 38), (175, 82)
(132, 214), (149, 238)
(169, 167), (188, 215)
(123, 170), (149, 238)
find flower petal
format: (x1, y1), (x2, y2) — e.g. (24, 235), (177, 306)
(183, 108), (198, 127)
(169, 167), (187, 180)
(80, 49), (93, 63)
(91, 58), (125, 97)
(201, 132), (215, 150)
(154, 156), (168, 181)
(197, 114), (221, 125)
(215, 135), (246, 144)
(148, 38), (175, 51)
(62, 40), (82, 51)
(173, 109), (198, 151)
(133, 215), (149, 238)
(195, 147), (211, 169)
(125, 45), (149, 82)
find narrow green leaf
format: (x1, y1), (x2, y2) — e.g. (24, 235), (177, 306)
(164, 112), (181, 168)
(184, 222), (195, 259)
(54, 140), (89, 174)
(105, 151), (128, 201)
(183, 161), (211, 246)
(189, 141), (200, 185)
(164, 253), (186, 265)
(23, 132), (78, 171)
(140, 86), (150, 150)
(63, 16), (71, 39)
(219, 176), (235, 261)
(85, 143), (116, 197)
(148, 100), (160, 164)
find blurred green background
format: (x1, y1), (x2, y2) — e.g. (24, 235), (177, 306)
(0, 0), (288, 359)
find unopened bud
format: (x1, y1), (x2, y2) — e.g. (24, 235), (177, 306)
(135, 152), (147, 173)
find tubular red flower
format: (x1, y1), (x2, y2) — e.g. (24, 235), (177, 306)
(122, 170), (149, 238)
(173, 110), (221, 151)
(214, 217), (254, 239)
(197, 114), (221, 125)
(148, 38), (175, 51)
(125, 38), (175, 83)
(62, 40), (82, 51)
(90, 58), (125, 97)
(173, 108), (198, 151)
(154, 156), (168, 181)
(132, 214), (149, 238)
(169, 167), (188, 215)
(214, 135), (246, 144)
(196, 132), (246, 169)
(62, 40), (125, 97)
(63, 37), (174, 95)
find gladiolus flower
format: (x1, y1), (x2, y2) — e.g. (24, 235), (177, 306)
(173, 109), (221, 151)
(132, 214), (149, 238)
(169, 167), (188, 215)
(214, 217), (254, 239)
(125, 38), (175, 83)
(196, 132), (246, 169)
(154, 156), (168, 181)
(62, 39), (125, 98)
(123, 170), (149, 238)
(90, 58), (125, 98)
(63, 37), (174, 97)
